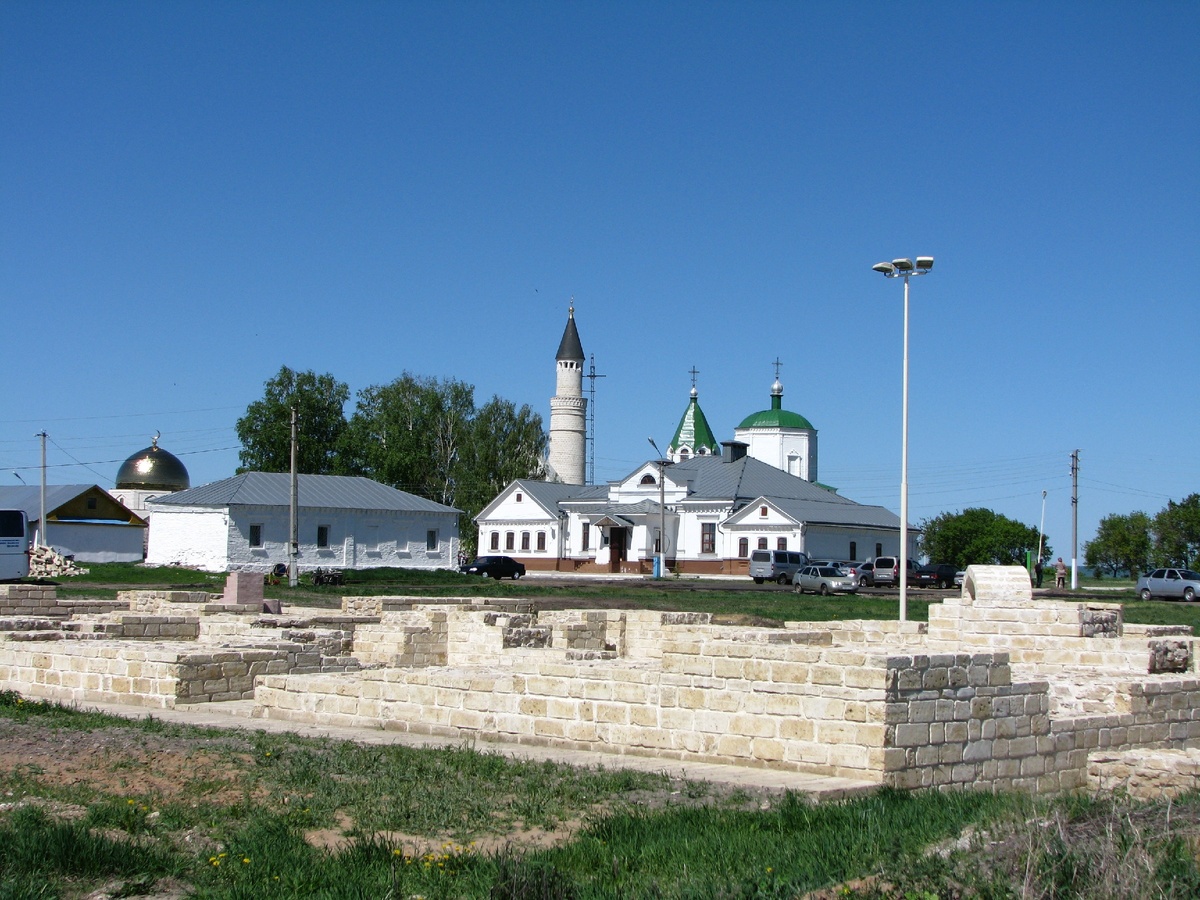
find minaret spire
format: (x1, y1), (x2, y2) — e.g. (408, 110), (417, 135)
(548, 301), (587, 484)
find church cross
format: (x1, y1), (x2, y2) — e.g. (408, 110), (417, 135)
(772, 358), (783, 380)
(688, 366), (700, 389)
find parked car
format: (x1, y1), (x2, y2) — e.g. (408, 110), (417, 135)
(855, 561), (875, 587)
(459, 555), (526, 580)
(794, 565), (859, 596)
(1135, 568), (1200, 602)
(833, 561), (870, 584)
(867, 556), (919, 587)
(749, 549), (808, 585)
(914, 563), (958, 589)
(954, 570), (966, 588)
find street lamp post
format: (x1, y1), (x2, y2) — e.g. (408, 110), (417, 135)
(1037, 489), (1047, 585)
(871, 256), (934, 623)
(648, 437), (668, 580)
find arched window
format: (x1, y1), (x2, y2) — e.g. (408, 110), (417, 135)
(758, 537), (768, 550)
(738, 538), (748, 558)
(679, 449), (690, 460)
(640, 473), (656, 486)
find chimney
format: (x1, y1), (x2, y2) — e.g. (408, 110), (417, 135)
(721, 441), (748, 463)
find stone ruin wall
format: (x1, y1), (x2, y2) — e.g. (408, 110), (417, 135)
(4, 568), (1200, 795)
(0, 583), (366, 708)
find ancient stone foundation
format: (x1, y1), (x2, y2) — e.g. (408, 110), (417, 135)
(3, 567), (1200, 794)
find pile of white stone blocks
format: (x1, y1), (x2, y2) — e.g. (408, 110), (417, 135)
(28, 545), (89, 578)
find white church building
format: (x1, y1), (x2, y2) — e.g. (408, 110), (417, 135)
(473, 309), (911, 576)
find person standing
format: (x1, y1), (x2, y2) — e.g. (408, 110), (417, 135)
(1055, 557), (1067, 589)
(1034, 559), (1044, 588)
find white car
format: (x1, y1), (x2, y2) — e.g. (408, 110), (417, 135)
(1136, 568), (1200, 602)
(794, 565), (859, 596)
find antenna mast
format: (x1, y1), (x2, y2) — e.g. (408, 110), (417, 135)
(586, 354), (606, 485)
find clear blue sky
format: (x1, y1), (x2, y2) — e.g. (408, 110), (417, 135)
(3, 1), (1196, 562)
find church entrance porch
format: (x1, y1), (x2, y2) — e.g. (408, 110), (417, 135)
(608, 526), (628, 573)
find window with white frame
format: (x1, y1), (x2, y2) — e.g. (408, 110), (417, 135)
(521, 532), (530, 551)
(505, 532), (515, 551)
(536, 532), (546, 552)
(738, 537), (748, 557)
(490, 532), (500, 551)
(701, 522), (716, 554)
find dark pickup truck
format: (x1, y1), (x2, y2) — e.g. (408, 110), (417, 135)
(914, 563), (958, 588)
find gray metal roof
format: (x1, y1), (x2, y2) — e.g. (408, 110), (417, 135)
(511, 480), (607, 508)
(565, 499), (662, 516)
(0, 484), (114, 523)
(768, 496), (901, 529)
(149, 473), (460, 514)
(658, 455), (857, 505)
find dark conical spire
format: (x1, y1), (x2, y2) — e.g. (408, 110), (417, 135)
(556, 303), (584, 361)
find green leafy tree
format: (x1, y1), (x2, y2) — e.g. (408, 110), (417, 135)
(1084, 512), (1152, 577)
(340, 380), (547, 553)
(918, 508), (1047, 570)
(236, 366), (349, 474)
(456, 396), (548, 536)
(1153, 494), (1200, 568)
(340, 373), (476, 505)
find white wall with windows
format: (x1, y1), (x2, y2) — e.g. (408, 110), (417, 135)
(147, 503), (459, 572)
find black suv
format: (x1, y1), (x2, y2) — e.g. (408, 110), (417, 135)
(915, 563), (958, 589)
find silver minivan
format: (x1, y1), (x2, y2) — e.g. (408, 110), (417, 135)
(867, 556), (918, 587)
(749, 549), (808, 585)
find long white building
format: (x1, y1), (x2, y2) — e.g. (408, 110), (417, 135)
(147, 472), (460, 573)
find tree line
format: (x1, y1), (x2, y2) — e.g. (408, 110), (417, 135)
(917, 508), (1048, 571)
(235, 366), (547, 552)
(1084, 494), (1200, 577)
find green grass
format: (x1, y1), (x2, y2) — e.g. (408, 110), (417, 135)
(0, 697), (1001, 898)
(3, 694), (1199, 898)
(65, 561), (228, 586)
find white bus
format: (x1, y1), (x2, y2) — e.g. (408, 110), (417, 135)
(0, 509), (31, 581)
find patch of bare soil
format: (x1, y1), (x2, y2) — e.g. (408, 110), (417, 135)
(0, 719), (256, 805)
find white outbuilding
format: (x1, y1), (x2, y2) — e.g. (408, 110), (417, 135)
(146, 472), (460, 573)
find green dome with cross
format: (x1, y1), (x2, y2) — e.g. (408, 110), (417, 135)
(737, 377), (814, 431)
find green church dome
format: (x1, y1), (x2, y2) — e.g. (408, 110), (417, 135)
(737, 408), (815, 430)
(736, 377), (815, 431)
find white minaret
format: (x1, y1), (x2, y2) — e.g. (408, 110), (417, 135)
(548, 304), (587, 485)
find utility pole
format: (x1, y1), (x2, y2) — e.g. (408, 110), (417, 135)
(36, 431), (47, 549)
(1070, 450), (1080, 590)
(289, 406), (299, 588)
(585, 354), (605, 485)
